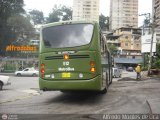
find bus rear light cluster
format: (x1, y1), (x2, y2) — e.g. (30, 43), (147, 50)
(40, 63), (45, 78)
(90, 67), (96, 73)
(90, 61), (96, 73)
(64, 54), (69, 60)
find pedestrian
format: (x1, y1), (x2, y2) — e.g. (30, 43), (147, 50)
(135, 64), (141, 80)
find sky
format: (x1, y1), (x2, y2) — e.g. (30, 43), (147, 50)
(24, 0), (152, 27)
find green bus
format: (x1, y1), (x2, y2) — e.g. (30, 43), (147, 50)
(39, 21), (112, 93)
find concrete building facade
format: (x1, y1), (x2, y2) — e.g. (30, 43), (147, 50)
(72, 0), (99, 22)
(153, 0), (160, 43)
(114, 27), (142, 59)
(107, 27), (142, 69)
(110, 0), (138, 30)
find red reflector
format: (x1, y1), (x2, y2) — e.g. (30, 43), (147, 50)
(90, 67), (96, 73)
(41, 68), (45, 74)
(90, 61), (95, 67)
(64, 54), (69, 60)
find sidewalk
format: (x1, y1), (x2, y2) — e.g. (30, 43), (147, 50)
(0, 72), (14, 76)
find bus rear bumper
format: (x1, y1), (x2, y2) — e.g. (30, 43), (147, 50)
(39, 75), (102, 91)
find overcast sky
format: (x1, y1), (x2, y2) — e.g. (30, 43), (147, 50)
(24, 0), (152, 26)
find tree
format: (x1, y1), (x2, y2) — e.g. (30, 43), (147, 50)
(47, 5), (62, 23)
(7, 14), (34, 42)
(47, 5), (72, 23)
(29, 10), (44, 25)
(0, 0), (25, 56)
(108, 44), (118, 55)
(99, 14), (109, 30)
(61, 6), (72, 21)
(5, 14), (34, 57)
(153, 43), (160, 69)
(143, 18), (150, 27)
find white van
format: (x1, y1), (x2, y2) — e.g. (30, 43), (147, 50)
(29, 40), (40, 46)
(112, 67), (122, 78)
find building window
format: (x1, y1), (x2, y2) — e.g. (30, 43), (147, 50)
(125, 36), (129, 39)
(125, 43), (128, 46)
(136, 44), (139, 47)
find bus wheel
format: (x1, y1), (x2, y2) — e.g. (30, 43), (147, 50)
(100, 72), (108, 94)
(109, 76), (112, 85)
(100, 87), (107, 94)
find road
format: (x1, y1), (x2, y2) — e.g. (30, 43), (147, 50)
(0, 72), (160, 119)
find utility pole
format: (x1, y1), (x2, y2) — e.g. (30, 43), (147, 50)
(139, 13), (151, 69)
(148, 21), (155, 75)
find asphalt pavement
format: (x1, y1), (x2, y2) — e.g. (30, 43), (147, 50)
(0, 71), (160, 120)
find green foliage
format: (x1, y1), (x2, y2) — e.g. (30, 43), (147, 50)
(7, 14), (33, 34)
(99, 14), (109, 30)
(47, 5), (72, 23)
(61, 6), (72, 21)
(108, 44), (118, 55)
(156, 43), (160, 57)
(0, 0), (25, 56)
(154, 44), (160, 68)
(4, 63), (16, 72)
(29, 10), (44, 25)
(0, 0), (25, 20)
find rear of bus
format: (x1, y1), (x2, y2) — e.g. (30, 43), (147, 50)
(39, 21), (103, 91)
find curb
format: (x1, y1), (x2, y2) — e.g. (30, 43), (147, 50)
(0, 73), (14, 76)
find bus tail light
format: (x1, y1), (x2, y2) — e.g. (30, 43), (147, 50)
(90, 61), (95, 67)
(41, 68), (45, 74)
(90, 61), (96, 73)
(90, 67), (96, 73)
(64, 54), (69, 60)
(40, 63), (45, 78)
(41, 63), (45, 68)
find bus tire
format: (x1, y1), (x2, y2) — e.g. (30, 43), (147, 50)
(100, 87), (107, 94)
(110, 76), (112, 85)
(100, 72), (108, 94)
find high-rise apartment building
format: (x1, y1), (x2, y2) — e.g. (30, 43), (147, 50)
(153, 0), (160, 43)
(153, 0), (160, 28)
(110, 0), (138, 30)
(72, 0), (99, 22)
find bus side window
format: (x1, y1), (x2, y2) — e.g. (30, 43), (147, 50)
(102, 36), (107, 57)
(100, 34), (104, 55)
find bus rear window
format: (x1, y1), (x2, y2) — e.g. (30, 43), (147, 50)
(42, 24), (94, 48)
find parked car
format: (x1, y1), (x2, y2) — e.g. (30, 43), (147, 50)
(112, 67), (122, 78)
(15, 68), (39, 77)
(0, 75), (11, 90)
(127, 67), (134, 72)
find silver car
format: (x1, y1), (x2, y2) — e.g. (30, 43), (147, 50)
(15, 68), (39, 77)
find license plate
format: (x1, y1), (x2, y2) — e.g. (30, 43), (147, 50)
(62, 73), (70, 78)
